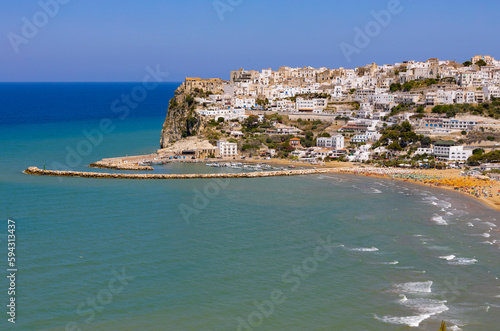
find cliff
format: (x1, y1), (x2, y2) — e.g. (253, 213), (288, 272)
(160, 83), (205, 148)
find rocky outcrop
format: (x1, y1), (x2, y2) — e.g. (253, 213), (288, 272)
(160, 84), (205, 148)
(24, 167), (336, 180)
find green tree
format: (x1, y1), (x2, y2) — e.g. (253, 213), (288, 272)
(420, 136), (431, 147)
(473, 148), (484, 155)
(390, 83), (402, 92)
(185, 94), (194, 106)
(388, 142), (403, 151)
(475, 59), (487, 67)
(243, 115), (259, 130)
(401, 120), (412, 133)
(463, 61), (472, 67)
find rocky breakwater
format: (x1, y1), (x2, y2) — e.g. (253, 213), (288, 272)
(89, 160), (154, 171)
(24, 167), (337, 180)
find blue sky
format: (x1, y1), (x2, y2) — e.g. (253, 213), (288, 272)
(0, 0), (499, 82)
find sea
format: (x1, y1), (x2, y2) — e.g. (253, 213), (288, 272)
(1, 83), (499, 330)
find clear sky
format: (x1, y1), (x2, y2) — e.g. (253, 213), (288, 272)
(1, 0), (499, 82)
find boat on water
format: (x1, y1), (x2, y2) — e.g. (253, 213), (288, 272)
(288, 165), (296, 169)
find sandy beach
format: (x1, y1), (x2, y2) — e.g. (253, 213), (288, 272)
(335, 167), (500, 214)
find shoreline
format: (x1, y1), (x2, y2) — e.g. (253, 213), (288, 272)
(24, 165), (500, 213)
(342, 168), (500, 213)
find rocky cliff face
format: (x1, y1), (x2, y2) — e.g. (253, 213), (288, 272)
(160, 84), (205, 148)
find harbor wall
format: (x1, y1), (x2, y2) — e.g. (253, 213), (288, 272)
(24, 167), (336, 180)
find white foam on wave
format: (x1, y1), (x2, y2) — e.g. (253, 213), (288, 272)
(482, 241), (494, 245)
(375, 260), (399, 265)
(437, 200), (452, 209)
(471, 232), (491, 238)
(445, 211), (454, 216)
(422, 196), (439, 205)
(375, 314), (432, 327)
(427, 245), (450, 251)
(422, 196), (452, 209)
(439, 254), (456, 261)
(375, 297), (449, 327)
(401, 297), (448, 314)
(431, 215), (448, 225)
(483, 221), (497, 228)
(394, 281), (433, 293)
(370, 188), (382, 194)
(448, 257), (478, 266)
(467, 222), (474, 227)
(377, 281), (449, 327)
(349, 246), (379, 252)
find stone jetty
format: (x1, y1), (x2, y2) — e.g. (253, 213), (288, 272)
(89, 161), (154, 171)
(24, 167), (337, 179)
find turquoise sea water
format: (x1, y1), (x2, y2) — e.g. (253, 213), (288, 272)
(1, 84), (500, 330)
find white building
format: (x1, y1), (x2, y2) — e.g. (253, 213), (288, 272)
(415, 147), (433, 155)
(432, 141), (472, 162)
(436, 90), (456, 105)
(217, 141), (238, 157)
(421, 117), (481, 131)
(351, 131), (381, 143)
(484, 85), (500, 100)
(296, 98), (328, 112)
(370, 93), (395, 105)
(316, 135), (345, 149)
(233, 97), (256, 109)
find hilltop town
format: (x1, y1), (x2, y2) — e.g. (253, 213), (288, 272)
(157, 55), (500, 174)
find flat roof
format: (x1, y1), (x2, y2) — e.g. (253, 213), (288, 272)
(434, 140), (456, 146)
